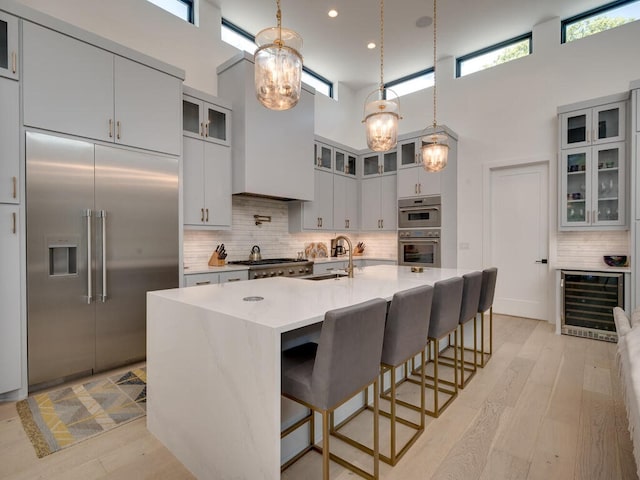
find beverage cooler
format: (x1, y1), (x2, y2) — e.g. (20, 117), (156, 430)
(560, 270), (623, 342)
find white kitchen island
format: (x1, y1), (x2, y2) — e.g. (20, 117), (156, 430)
(147, 265), (473, 479)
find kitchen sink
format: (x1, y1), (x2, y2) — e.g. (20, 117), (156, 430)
(301, 272), (348, 281)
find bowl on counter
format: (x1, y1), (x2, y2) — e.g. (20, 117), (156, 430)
(603, 255), (628, 267)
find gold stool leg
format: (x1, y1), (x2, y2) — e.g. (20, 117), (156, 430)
(373, 377), (380, 479)
(322, 410), (330, 480)
(433, 338), (439, 415)
(390, 365), (397, 464)
(460, 323), (465, 388)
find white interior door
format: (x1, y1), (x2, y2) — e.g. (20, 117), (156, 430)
(487, 163), (549, 320)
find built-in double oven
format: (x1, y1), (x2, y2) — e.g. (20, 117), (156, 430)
(398, 196), (441, 267)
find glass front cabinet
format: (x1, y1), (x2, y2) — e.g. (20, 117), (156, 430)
(182, 89), (230, 146)
(362, 150), (397, 176)
(560, 142), (626, 229)
(0, 12), (18, 81)
(560, 101), (626, 149)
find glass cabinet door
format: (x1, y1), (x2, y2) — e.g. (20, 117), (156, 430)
(0, 13), (18, 80)
(335, 150), (345, 173)
(593, 143), (624, 225)
(399, 140), (418, 166)
(561, 109), (591, 149)
(314, 143), (332, 170)
(593, 102), (625, 145)
(346, 154), (357, 176)
(562, 149), (590, 226)
(383, 150), (397, 173)
(183, 98), (202, 137)
(363, 154), (380, 176)
(205, 106), (228, 142)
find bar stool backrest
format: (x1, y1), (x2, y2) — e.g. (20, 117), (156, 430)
(312, 298), (387, 410)
(428, 277), (464, 339)
(478, 268), (498, 313)
(381, 285), (434, 367)
(459, 271), (483, 324)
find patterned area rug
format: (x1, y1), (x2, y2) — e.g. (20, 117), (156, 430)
(16, 367), (146, 458)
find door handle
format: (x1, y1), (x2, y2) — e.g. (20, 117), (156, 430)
(201, 122), (205, 137)
(205, 208), (209, 222)
(12, 176), (17, 199)
(535, 259), (548, 264)
(201, 208), (205, 222)
(116, 121), (121, 140)
(109, 119), (113, 138)
(11, 52), (16, 74)
(204, 122), (209, 138)
(195, 281), (211, 286)
(11, 212), (16, 234)
(99, 210), (107, 302)
(85, 209), (93, 304)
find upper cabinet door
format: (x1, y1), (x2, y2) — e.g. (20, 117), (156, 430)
(593, 102), (625, 145)
(0, 12), (18, 80)
(183, 95), (230, 146)
(0, 78), (19, 204)
(114, 56), (181, 155)
(561, 108), (591, 149)
(23, 22), (114, 142)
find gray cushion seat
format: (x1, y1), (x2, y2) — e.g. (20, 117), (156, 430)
(281, 298), (388, 480)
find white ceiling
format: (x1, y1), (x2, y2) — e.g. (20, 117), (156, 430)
(209, 0), (608, 91)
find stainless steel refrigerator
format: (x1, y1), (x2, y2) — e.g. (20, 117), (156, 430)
(26, 131), (178, 388)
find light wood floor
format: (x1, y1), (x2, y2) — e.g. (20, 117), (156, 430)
(0, 315), (636, 479)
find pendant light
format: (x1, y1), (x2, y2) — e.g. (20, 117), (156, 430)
(254, 0), (303, 111)
(363, 0), (401, 152)
(422, 0), (449, 172)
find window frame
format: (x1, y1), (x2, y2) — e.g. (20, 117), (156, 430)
(221, 18), (334, 99)
(148, 0), (194, 24)
(561, 0), (639, 43)
(455, 32), (532, 78)
(384, 68), (434, 97)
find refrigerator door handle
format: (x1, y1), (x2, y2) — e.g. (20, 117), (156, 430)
(99, 210), (107, 302)
(85, 209), (93, 304)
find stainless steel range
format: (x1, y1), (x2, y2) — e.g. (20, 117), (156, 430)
(227, 258), (313, 279)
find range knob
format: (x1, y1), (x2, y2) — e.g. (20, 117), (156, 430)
(304, 268), (310, 273)
(270, 272), (276, 277)
(277, 270), (283, 276)
(288, 269), (294, 274)
(299, 268), (304, 273)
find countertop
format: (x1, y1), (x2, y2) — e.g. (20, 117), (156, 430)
(153, 264), (472, 332)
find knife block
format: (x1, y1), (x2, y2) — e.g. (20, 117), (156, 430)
(208, 252), (226, 266)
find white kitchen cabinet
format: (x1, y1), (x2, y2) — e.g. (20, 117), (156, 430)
(560, 101), (626, 149)
(314, 141), (333, 171)
(184, 273), (219, 287)
(0, 77), (19, 204)
(559, 142), (626, 229)
(361, 174), (397, 231)
(362, 150), (397, 177)
(398, 138), (421, 167)
(183, 86), (231, 146)
(0, 204), (21, 394)
(397, 165), (441, 198)
(219, 271), (248, 283)
(333, 174), (359, 230)
(335, 149), (357, 176)
(289, 169), (334, 231)
(22, 21), (181, 155)
(0, 12), (18, 80)
(217, 53), (314, 201)
(183, 136), (232, 229)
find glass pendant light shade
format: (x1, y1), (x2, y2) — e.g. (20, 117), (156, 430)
(254, 25), (303, 110)
(363, 90), (400, 152)
(422, 132), (449, 172)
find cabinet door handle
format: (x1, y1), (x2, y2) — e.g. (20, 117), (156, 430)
(195, 281), (211, 286)
(586, 210), (590, 223)
(227, 278), (241, 282)
(109, 119), (113, 138)
(12, 176), (17, 199)
(200, 122), (204, 136)
(201, 208), (205, 222)
(205, 208), (209, 222)
(11, 52), (16, 74)
(586, 129), (590, 143)
(381, 219), (384, 228)
(319, 217), (323, 227)
(204, 122), (209, 138)
(419, 183), (422, 194)
(116, 121), (121, 140)
(11, 212), (16, 234)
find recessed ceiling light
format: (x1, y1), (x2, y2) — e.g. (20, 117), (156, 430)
(367, 42), (376, 49)
(416, 16), (433, 28)
(328, 9), (338, 18)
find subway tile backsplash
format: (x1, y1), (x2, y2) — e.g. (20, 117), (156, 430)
(555, 230), (630, 269)
(183, 195), (397, 266)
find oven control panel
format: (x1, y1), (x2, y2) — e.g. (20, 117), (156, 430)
(398, 229), (440, 239)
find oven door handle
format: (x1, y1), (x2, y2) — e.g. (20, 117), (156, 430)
(399, 206), (440, 213)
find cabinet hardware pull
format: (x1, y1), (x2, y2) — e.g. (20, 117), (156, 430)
(227, 278), (241, 282)
(418, 183), (422, 194)
(319, 217), (323, 227)
(195, 281), (211, 285)
(109, 119), (113, 138)
(99, 210), (107, 302)
(586, 210), (590, 223)
(11, 212), (16, 234)
(116, 121), (121, 140)
(205, 208), (209, 222)
(381, 219), (384, 228)
(201, 122), (204, 136)
(85, 209), (93, 304)
(12, 176), (17, 199)
(11, 52), (16, 74)
(201, 208), (205, 222)
(204, 122), (209, 138)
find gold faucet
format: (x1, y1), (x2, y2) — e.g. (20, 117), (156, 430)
(334, 235), (354, 278)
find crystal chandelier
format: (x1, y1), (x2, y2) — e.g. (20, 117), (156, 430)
(254, 0), (303, 111)
(363, 0), (401, 152)
(422, 0), (449, 172)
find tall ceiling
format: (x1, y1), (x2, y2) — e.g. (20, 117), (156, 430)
(210, 0), (611, 91)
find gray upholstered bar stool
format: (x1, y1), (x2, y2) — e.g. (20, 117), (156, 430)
(478, 267), (498, 368)
(439, 271), (483, 388)
(409, 276), (463, 417)
(280, 298), (387, 480)
(331, 285), (434, 466)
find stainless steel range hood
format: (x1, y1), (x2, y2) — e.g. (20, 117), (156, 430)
(217, 53), (315, 202)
